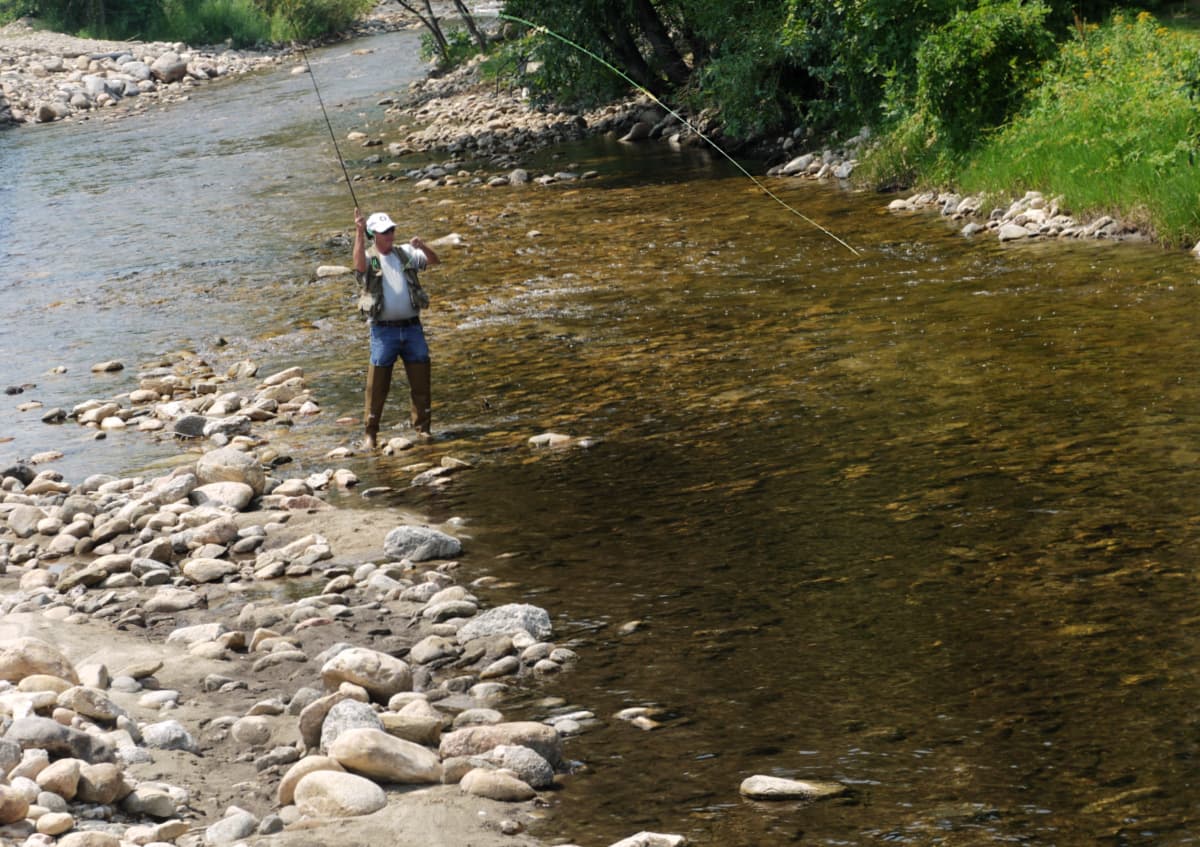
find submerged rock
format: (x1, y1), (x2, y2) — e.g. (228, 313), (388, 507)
(739, 774), (847, 801)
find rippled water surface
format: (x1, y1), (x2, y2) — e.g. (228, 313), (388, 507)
(3, 27), (1199, 847)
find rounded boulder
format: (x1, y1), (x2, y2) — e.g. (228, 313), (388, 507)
(327, 728), (442, 784)
(294, 770), (387, 818)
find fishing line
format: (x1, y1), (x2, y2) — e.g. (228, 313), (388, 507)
(498, 12), (860, 257)
(285, 7), (361, 210)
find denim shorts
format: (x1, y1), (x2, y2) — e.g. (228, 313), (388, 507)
(369, 322), (430, 367)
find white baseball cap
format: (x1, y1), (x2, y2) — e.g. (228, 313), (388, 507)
(366, 212), (396, 234)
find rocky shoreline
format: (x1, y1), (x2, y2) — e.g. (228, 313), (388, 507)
(0, 9), (423, 128)
(0, 20), (277, 126)
(3, 346), (755, 847)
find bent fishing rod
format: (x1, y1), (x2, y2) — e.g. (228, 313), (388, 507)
(498, 13), (860, 257)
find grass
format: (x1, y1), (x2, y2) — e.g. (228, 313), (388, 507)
(863, 10), (1200, 247)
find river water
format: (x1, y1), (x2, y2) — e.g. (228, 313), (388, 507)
(3, 28), (1199, 847)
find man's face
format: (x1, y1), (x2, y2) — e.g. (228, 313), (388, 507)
(374, 227), (396, 250)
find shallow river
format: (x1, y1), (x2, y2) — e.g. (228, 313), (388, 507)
(2, 27), (1199, 847)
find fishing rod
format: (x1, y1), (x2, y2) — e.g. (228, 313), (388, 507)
(498, 13), (860, 257)
(285, 7), (361, 210)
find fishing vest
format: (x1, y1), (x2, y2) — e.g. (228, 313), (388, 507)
(356, 244), (429, 321)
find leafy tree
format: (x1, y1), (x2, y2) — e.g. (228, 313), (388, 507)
(394, 0), (449, 61)
(395, 0), (488, 66)
(502, 0), (696, 99)
(449, 0), (486, 51)
(914, 0), (1056, 151)
(499, 0), (970, 137)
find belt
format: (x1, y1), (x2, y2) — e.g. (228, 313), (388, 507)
(374, 317), (421, 327)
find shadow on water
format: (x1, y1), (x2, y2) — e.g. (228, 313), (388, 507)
(3, 27), (1200, 846)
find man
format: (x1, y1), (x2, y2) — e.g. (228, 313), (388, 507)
(353, 207), (440, 448)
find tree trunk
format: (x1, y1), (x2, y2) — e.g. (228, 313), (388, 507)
(394, 0), (450, 63)
(450, 0), (488, 51)
(631, 0), (690, 86)
(680, 24), (710, 67)
(420, 0), (451, 60)
(598, 4), (665, 96)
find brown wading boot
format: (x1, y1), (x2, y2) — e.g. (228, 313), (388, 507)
(404, 360), (432, 439)
(361, 363), (393, 449)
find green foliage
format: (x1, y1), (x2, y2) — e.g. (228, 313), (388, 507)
(0, 0), (38, 25)
(689, 5), (799, 137)
(478, 34), (534, 86)
(853, 112), (938, 188)
(418, 25), (475, 67)
(19, 0), (366, 41)
(267, 0), (371, 41)
(958, 11), (1200, 244)
(163, 0), (268, 45)
(781, 0), (968, 131)
(914, 0), (1056, 152)
(35, 0), (169, 38)
(496, 2), (632, 107)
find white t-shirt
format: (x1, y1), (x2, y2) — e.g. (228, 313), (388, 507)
(377, 244), (428, 321)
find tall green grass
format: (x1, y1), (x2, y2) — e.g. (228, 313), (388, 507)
(958, 11), (1200, 245)
(163, 0), (269, 46)
(6, 0), (370, 46)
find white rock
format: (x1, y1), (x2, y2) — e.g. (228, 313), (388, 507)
(194, 446), (265, 494)
(327, 728), (442, 784)
(0, 637), (79, 684)
(738, 774), (847, 800)
(607, 833), (688, 847)
(188, 481), (254, 510)
(459, 767), (535, 801)
(277, 756), (345, 805)
(320, 647), (411, 701)
(293, 770), (387, 818)
(165, 622), (229, 646)
(456, 604), (552, 643)
(997, 223), (1031, 242)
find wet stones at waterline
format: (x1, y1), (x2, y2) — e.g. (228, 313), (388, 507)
(0, 451), (596, 841)
(886, 188), (1150, 245)
(18, 349), (476, 490)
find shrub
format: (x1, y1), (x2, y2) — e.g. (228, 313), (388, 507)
(781, 0), (970, 133)
(854, 111), (940, 190)
(691, 25), (801, 138)
(915, 0), (1056, 151)
(0, 0), (37, 25)
(419, 26), (475, 67)
(960, 11), (1200, 244)
(267, 0), (372, 42)
(163, 0), (269, 46)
